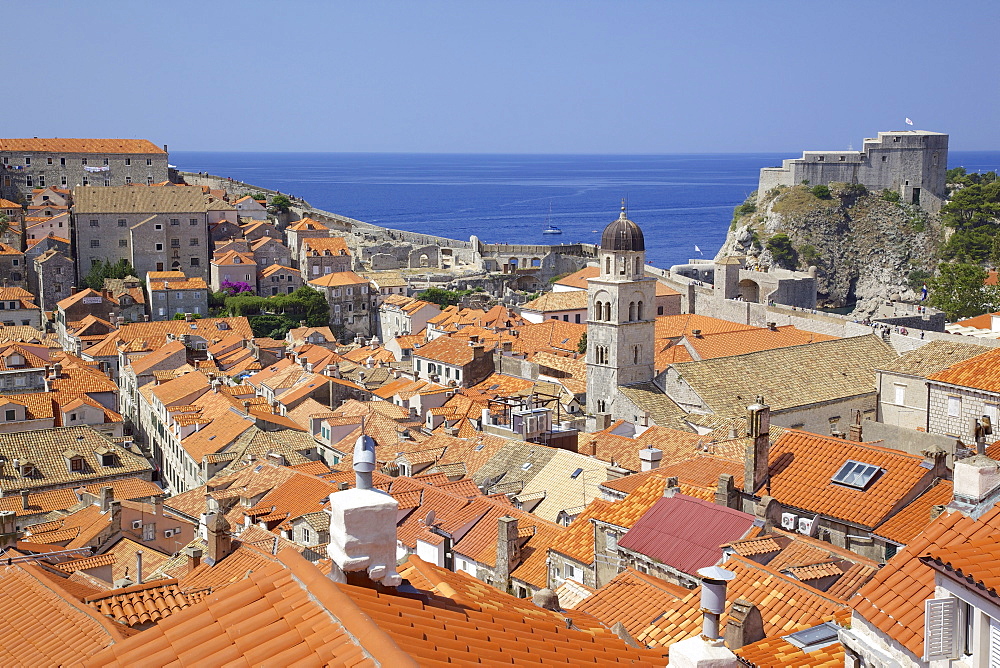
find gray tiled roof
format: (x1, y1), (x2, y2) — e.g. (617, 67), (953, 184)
(0, 425), (152, 493)
(668, 334), (897, 417)
(73, 186), (207, 214)
(617, 383), (690, 429)
(878, 339), (993, 378)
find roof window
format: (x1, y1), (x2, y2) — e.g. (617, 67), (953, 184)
(570, 468), (583, 479)
(784, 622), (840, 651)
(521, 462), (532, 471)
(831, 460), (881, 490)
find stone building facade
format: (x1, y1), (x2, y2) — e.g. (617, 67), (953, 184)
(300, 237), (352, 279)
(758, 130), (949, 212)
(0, 138), (168, 202)
(586, 209), (656, 423)
(34, 249), (74, 311)
(0, 243), (27, 290)
(72, 186), (210, 281)
(146, 272), (209, 320)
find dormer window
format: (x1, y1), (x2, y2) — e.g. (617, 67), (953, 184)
(5, 353), (24, 368)
(20, 461), (35, 477)
(4, 409), (16, 421)
(64, 450), (84, 472)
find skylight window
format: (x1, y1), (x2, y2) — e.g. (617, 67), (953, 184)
(831, 460), (881, 490)
(570, 468), (583, 479)
(521, 462), (532, 471)
(784, 622), (840, 651)
(474, 444), (485, 451)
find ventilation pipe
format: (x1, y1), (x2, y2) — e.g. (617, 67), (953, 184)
(697, 566), (736, 640)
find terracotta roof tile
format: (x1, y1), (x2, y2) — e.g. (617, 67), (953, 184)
(0, 138), (165, 153)
(767, 430), (932, 528)
(635, 554), (849, 651)
(573, 567), (688, 638)
(852, 504), (1000, 658)
(0, 562), (125, 665)
(872, 478), (953, 544)
(736, 630), (844, 668)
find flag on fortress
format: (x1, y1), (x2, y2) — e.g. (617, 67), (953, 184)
(905, 117), (914, 125)
(695, 245), (702, 255)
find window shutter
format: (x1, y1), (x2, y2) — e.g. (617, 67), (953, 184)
(990, 617), (1000, 667)
(925, 597), (958, 661)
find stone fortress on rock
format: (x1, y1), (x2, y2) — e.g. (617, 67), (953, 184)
(757, 130), (948, 212)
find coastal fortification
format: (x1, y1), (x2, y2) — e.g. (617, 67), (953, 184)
(758, 130), (948, 212)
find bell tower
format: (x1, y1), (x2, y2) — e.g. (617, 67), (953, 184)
(586, 205), (656, 426)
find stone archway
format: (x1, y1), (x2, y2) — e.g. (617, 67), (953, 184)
(738, 279), (760, 303)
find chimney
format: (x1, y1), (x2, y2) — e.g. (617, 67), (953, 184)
(766, 322), (777, 331)
(205, 511), (233, 565)
(692, 329), (703, 338)
(639, 447), (662, 471)
(135, 551), (144, 585)
(184, 312), (193, 322)
(184, 545), (203, 573)
(744, 397), (770, 495)
(153, 495), (163, 517)
(714, 473), (740, 509)
(581, 438), (598, 457)
(663, 476), (680, 497)
(724, 599), (765, 649)
(495, 516), (519, 593)
(697, 566), (736, 640)
(109, 500), (122, 533)
(99, 486), (114, 511)
(0, 510), (17, 550)
(327, 434), (403, 587)
(951, 455), (1000, 515)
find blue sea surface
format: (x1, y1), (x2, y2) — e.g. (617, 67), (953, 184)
(171, 151), (1000, 270)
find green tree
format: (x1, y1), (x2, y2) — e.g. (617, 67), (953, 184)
(810, 184), (831, 199)
(766, 233), (798, 269)
(940, 182), (1000, 230)
(577, 332), (587, 355)
(906, 269), (932, 293)
(221, 286), (330, 337)
(82, 259), (137, 290)
(417, 287), (472, 308)
(928, 263), (998, 320)
(270, 194), (292, 213)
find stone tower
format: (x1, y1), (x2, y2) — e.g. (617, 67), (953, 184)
(586, 206), (656, 425)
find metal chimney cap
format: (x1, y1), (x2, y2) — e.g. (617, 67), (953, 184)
(697, 566), (736, 581)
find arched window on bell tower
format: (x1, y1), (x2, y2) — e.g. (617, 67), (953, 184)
(637, 301), (644, 320)
(635, 256), (641, 276)
(605, 256), (611, 275)
(628, 302), (635, 321)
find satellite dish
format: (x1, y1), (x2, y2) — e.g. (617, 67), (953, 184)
(424, 510), (436, 526)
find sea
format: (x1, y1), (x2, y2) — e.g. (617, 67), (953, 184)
(171, 151), (1000, 270)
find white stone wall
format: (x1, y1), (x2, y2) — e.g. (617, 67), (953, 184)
(927, 381), (1000, 441)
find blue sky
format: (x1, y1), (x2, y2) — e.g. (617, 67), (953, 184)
(10, 1), (999, 153)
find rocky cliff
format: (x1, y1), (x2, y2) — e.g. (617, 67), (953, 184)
(716, 183), (943, 314)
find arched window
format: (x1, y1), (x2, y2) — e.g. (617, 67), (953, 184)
(635, 256), (641, 275)
(605, 256), (611, 274)
(604, 302), (611, 321)
(619, 258), (626, 275)
(633, 345), (639, 364)
(637, 301), (644, 320)
(628, 302), (635, 321)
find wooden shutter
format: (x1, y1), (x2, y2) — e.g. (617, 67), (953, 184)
(925, 597), (958, 661)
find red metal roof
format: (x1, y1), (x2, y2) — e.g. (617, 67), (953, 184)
(617, 493), (755, 575)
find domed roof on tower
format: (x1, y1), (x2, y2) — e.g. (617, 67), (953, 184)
(601, 205), (645, 252)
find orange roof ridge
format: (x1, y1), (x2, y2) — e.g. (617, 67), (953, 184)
(274, 548), (418, 666)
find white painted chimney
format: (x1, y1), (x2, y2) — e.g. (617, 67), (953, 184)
(639, 447), (662, 472)
(327, 434), (402, 587)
